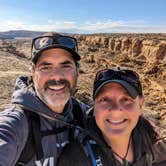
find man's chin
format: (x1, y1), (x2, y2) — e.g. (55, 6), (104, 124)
(44, 94), (70, 109)
(35, 87), (72, 110)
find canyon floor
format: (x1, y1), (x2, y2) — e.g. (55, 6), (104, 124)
(0, 34), (166, 137)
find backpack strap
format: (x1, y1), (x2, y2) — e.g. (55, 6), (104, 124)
(76, 117), (116, 166)
(68, 98), (86, 141)
(77, 131), (108, 166)
(31, 113), (44, 161)
(19, 112), (45, 162)
(15, 106), (37, 165)
(71, 98), (85, 127)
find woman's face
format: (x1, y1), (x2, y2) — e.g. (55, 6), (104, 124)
(94, 82), (144, 140)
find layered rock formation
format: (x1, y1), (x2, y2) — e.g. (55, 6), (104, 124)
(75, 35), (166, 62)
(0, 34), (166, 136)
(0, 39), (31, 58)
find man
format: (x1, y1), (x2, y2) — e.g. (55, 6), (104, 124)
(0, 32), (89, 166)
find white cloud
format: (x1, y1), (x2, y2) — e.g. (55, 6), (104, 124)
(0, 19), (165, 33)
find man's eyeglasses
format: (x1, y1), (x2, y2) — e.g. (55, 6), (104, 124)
(31, 35), (78, 53)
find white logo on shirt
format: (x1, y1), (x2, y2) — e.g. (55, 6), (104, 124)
(35, 157), (54, 166)
(96, 156), (103, 166)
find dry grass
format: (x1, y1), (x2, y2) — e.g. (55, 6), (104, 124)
(0, 37), (165, 136)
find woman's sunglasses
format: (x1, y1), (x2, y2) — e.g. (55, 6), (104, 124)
(94, 68), (142, 96)
(95, 69), (140, 84)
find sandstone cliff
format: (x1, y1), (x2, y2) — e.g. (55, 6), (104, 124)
(0, 34), (165, 136)
(75, 35), (166, 62)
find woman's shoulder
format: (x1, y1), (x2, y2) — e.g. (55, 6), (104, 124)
(153, 139), (166, 164)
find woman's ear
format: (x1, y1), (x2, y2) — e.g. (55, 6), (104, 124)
(140, 96), (145, 108)
(138, 96), (145, 115)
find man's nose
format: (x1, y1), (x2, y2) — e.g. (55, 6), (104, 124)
(49, 68), (65, 80)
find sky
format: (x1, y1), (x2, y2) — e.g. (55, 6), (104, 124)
(0, 0), (165, 34)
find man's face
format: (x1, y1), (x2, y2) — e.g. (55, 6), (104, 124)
(33, 48), (78, 113)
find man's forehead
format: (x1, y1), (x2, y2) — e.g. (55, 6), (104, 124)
(38, 48), (72, 58)
(36, 60), (74, 67)
(34, 48), (76, 67)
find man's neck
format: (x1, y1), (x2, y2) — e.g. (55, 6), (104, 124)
(48, 105), (65, 114)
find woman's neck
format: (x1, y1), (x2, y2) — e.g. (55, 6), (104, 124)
(104, 134), (134, 163)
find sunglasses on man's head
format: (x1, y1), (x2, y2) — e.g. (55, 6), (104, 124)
(95, 69), (140, 84)
(31, 35), (78, 53)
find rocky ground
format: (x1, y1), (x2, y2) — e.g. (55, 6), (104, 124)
(0, 34), (166, 137)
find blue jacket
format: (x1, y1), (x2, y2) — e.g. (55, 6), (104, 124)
(0, 76), (89, 166)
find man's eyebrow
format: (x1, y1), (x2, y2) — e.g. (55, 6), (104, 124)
(38, 62), (52, 66)
(61, 60), (74, 65)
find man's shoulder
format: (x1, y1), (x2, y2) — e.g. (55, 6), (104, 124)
(2, 104), (26, 116)
(0, 104), (31, 165)
(0, 104), (29, 129)
(71, 98), (90, 112)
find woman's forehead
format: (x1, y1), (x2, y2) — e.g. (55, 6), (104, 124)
(96, 82), (140, 101)
(99, 82), (127, 93)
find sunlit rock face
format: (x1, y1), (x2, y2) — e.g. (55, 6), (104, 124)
(0, 33), (166, 136)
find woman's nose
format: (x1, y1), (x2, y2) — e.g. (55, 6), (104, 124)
(108, 103), (123, 112)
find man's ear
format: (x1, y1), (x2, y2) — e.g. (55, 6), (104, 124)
(31, 64), (35, 79)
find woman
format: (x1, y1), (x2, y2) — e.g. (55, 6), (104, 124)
(57, 68), (166, 166)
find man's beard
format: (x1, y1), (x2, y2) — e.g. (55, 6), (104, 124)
(34, 79), (77, 111)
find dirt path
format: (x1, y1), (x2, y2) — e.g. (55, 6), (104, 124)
(0, 71), (30, 77)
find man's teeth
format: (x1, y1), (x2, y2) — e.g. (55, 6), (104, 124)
(48, 84), (65, 90)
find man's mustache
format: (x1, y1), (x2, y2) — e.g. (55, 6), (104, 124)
(44, 79), (70, 90)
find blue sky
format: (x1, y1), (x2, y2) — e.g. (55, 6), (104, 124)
(0, 0), (165, 33)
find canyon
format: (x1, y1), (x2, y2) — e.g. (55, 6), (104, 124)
(0, 33), (165, 136)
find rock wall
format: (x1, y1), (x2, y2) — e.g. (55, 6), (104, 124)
(1, 35), (166, 62)
(0, 34), (165, 135)
(0, 39), (31, 59)
(76, 35), (166, 62)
